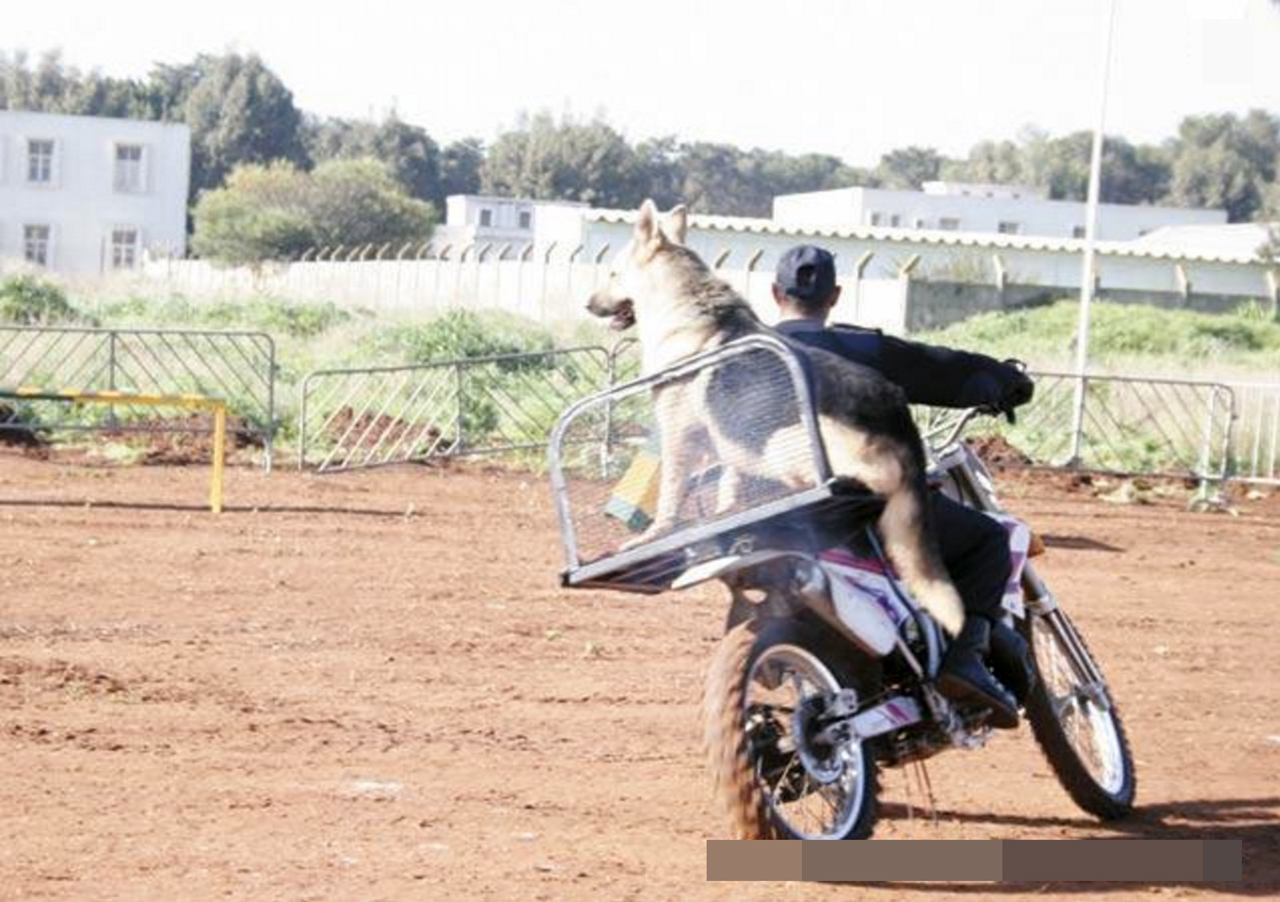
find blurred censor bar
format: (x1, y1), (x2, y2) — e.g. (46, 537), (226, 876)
(706, 839), (1242, 883)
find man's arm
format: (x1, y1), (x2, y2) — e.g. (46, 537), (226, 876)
(831, 325), (1033, 411)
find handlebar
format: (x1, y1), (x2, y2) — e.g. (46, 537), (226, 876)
(921, 406), (989, 453)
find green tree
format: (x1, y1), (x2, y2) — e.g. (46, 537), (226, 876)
(306, 158), (435, 248)
(943, 139), (1024, 185)
(481, 112), (646, 207)
(0, 49), (35, 108)
(1017, 129), (1169, 203)
(191, 158), (434, 264)
(305, 113), (444, 205)
(875, 146), (943, 189)
(190, 161), (314, 264)
(673, 142), (754, 214)
(634, 136), (684, 209)
(440, 137), (485, 199)
(1, 48), (150, 117)
(183, 53), (309, 200)
(143, 61), (202, 121)
(1167, 111), (1279, 221)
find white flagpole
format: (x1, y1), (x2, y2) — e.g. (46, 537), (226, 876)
(1068, 0), (1120, 465)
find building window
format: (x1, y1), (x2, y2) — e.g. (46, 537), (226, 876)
(114, 144), (145, 193)
(110, 227), (140, 269)
(889, 214), (902, 228)
(27, 139), (54, 183)
(24, 225), (52, 265)
(939, 217), (961, 231)
(478, 208), (493, 227)
(997, 221), (1020, 235)
(869, 212), (883, 226)
(518, 210), (532, 230)
(914, 218), (927, 229)
(1072, 226), (1087, 238)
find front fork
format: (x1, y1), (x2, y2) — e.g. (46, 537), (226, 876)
(1021, 562), (1112, 709)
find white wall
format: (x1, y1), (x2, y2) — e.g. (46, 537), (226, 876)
(773, 185), (1227, 241)
(0, 111), (190, 274)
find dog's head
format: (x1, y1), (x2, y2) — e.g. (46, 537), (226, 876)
(586, 199), (688, 331)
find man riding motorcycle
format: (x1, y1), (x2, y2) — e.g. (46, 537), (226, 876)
(771, 244), (1035, 727)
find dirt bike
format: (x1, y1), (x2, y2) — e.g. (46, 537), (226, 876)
(548, 334), (1136, 840)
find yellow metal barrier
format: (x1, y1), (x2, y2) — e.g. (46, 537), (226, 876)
(3, 387), (227, 513)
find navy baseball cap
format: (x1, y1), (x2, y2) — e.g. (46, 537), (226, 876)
(775, 245), (836, 302)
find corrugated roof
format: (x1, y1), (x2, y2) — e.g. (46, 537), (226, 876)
(583, 208), (1267, 266)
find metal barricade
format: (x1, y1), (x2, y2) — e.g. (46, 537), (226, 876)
(1225, 381), (1280, 486)
(914, 371), (1236, 486)
(298, 345), (618, 472)
(0, 326), (277, 468)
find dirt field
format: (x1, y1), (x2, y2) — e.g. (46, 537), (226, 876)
(2, 448), (1278, 901)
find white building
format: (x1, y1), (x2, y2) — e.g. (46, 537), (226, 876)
(578, 208), (1275, 324)
(437, 194), (588, 257)
(0, 110), (191, 274)
(773, 181), (1227, 242)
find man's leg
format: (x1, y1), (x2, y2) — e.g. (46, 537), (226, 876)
(929, 492), (1020, 728)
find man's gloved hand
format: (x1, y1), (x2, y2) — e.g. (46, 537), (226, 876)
(996, 360), (1035, 423)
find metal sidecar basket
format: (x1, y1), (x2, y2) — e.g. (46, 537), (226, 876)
(548, 334), (885, 594)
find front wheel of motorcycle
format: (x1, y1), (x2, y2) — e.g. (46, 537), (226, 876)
(1021, 608), (1136, 820)
(702, 617), (879, 840)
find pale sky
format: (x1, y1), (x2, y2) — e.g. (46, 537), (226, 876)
(5, 0), (1279, 166)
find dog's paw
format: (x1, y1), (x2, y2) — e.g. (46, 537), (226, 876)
(618, 523), (672, 552)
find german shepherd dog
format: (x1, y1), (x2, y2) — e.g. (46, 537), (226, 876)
(586, 200), (965, 636)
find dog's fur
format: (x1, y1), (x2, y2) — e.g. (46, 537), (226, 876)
(587, 200), (965, 636)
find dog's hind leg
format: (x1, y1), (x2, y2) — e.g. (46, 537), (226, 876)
(713, 464), (742, 515)
(879, 485), (965, 637)
(816, 416), (965, 636)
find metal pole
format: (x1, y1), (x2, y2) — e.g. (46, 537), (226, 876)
(107, 331), (119, 430)
(1068, 0), (1120, 465)
(454, 362), (465, 454)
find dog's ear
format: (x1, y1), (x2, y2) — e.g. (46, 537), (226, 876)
(662, 204), (688, 245)
(635, 199), (660, 245)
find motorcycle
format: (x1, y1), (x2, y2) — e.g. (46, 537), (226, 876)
(548, 334), (1136, 840)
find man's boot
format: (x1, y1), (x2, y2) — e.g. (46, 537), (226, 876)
(937, 616), (1019, 729)
(989, 619), (1036, 705)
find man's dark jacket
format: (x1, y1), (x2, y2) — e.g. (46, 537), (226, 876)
(774, 319), (1031, 411)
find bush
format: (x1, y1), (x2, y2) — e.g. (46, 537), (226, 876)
(360, 310), (556, 365)
(191, 158), (435, 265)
(0, 275), (84, 325)
(190, 162), (315, 265)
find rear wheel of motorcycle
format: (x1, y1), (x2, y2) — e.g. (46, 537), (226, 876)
(702, 617), (879, 840)
(1021, 609), (1136, 820)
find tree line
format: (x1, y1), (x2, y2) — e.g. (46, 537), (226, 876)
(2, 48), (1278, 263)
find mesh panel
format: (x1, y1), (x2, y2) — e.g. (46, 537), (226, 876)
(551, 336), (863, 591)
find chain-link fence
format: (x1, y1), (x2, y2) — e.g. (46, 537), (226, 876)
(0, 326), (277, 466)
(298, 345), (627, 472)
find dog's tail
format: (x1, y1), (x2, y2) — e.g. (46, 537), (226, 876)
(878, 484), (965, 638)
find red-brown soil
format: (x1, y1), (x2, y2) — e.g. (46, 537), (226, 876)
(2, 449), (1278, 901)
